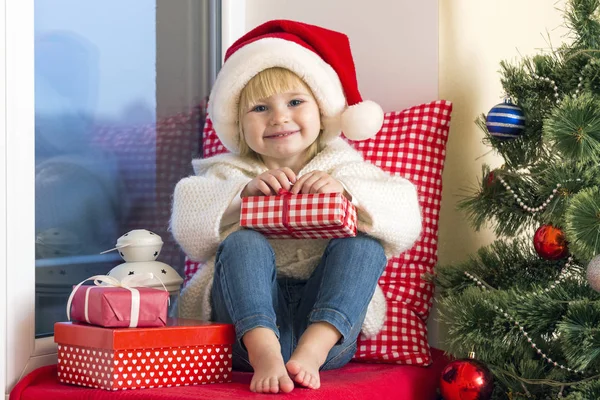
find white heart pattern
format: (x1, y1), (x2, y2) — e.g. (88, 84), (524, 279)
(56, 340), (233, 390)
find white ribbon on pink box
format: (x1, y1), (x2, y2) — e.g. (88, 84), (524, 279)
(66, 273), (169, 328)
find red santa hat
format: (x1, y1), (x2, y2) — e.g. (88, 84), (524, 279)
(208, 19), (384, 153)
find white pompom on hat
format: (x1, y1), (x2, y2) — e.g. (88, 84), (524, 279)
(208, 19), (384, 153)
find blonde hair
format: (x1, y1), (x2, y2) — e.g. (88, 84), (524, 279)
(237, 67), (323, 161)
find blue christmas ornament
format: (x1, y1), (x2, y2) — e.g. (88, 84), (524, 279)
(485, 99), (525, 139)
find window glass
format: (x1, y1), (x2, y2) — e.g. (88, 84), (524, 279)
(34, 0), (214, 337)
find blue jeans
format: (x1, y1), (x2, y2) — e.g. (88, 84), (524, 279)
(211, 229), (387, 372)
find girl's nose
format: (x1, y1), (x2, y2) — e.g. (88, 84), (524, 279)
(269, 106), (290, 125)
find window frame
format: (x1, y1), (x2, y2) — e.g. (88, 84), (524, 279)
(0, 0), (8, 396)
(4, 0), (42, 396)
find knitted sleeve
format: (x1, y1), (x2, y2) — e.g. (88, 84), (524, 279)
(170, 158), (253, 262)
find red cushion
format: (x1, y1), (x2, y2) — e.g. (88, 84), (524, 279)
(185, 100), (452, 366)
(9, 349), (448, 400)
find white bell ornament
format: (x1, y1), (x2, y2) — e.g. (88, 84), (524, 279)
(103, 229), (184, 313)
(109, 229), (164, 262)
(108, 260), (183, 293)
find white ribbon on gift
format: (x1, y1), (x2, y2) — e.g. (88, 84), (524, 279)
(66, 273), (169, 328)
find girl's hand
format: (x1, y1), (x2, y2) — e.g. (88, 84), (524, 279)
(241, 168), (297, 197)
(290, 171), (344, 195)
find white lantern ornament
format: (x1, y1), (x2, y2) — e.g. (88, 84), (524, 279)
(103, 229), (183, 313)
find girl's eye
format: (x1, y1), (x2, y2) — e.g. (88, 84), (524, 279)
(252, 105), (267, 112)
(289, 99), (303, 107)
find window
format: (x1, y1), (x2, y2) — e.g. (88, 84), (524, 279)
(33, 0), (220, 337)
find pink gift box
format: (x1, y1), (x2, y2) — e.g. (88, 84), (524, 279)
(68, 285), (169, 328)
(240, 191), (357, 239)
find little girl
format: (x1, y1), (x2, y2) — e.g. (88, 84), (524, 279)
(171, 20), (422, 394)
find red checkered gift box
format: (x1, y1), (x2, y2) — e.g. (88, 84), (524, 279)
(54, 318), (235, 391)
(240, 190), (357, 239)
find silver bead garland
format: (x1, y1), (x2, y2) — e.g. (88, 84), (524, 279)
(497, 177), (583, 214)
(463, 260), (585, 375)
(575, 59), (599, 94)
(531, 72), (561, 104)
(531, 58), (597, 103)
(498, 177), (559, 213)
(522, 256), (576, 297)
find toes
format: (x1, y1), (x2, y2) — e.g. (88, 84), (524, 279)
(286, 360), (301, 376)
(301, 373), (312, 388)
(292, 369), (318, 389)
(255, 378), (267, 393)
(309, 375), (320, 389)
(294, 370), (306, 385)
(304, 375), (318, 389)
(285, 360), (321, 390)
(267, 377), (280, 393)
(251, 376), (296, 393)
(280, 376), (295, 393)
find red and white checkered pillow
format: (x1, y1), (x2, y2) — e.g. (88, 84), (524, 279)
(184, 100), (452, 365)
(350, 100), (452, 365)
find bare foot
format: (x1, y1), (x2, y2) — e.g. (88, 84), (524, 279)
(243, 328), (295, 393)
(286, 347), (322, 389)
(286, 322), (342, 389)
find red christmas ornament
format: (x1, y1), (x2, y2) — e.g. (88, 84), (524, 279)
(533, 224), (568, 260)
(439, 355), (493, 400)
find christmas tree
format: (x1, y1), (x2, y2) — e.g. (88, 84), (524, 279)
(435, 0), (600, 398)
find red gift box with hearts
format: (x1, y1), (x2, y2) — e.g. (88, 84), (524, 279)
(54, 318), (235, 391)
(240, 191), (357, 239)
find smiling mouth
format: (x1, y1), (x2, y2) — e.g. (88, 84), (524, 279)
(265, 131), (298, 139)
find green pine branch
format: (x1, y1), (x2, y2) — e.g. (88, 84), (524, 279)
(565, 0), (600, 50)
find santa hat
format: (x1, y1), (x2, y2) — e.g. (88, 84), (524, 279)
(208, 19), (384, 153)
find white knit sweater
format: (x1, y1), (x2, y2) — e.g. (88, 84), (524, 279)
(171, 138), (422, 338)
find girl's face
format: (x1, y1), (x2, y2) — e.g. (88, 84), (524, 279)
(240, 85), (321, 171)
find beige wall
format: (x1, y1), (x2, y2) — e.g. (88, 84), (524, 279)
(438, 0), (569, 266)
